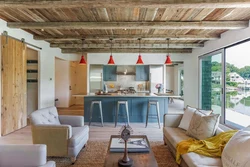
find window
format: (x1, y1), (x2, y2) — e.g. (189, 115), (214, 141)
(199, 51), (223, 116)
(225, 41), (250, 128)
(199, 40), (250, 129)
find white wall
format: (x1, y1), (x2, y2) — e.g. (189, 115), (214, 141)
(0, 19), (81, 109)
(186, 21), (250, 107)
(87, 53), (188, 65)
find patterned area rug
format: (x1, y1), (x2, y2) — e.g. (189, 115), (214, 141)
(48, 141), (178, 167)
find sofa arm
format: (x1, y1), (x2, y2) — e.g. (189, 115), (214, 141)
(0, 144), (52, 167)
(32, 125), (72, 157)
(59, 115), (84, 127)
(164, 114), (183, 128)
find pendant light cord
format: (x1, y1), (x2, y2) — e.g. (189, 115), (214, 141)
(110, 38), (113, 55)
(139, 38), (141, 55)
(82, 38), (84, 55)
(167, 38), (170, 55)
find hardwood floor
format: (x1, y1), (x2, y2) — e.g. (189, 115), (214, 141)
(0, 123), (163, 144)
(0, 100), (184, 144)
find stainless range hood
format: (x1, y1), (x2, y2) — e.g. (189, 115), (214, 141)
(116, 65), (136, 75)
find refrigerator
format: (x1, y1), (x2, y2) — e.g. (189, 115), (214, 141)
(89, 65), (103, 93)
(149, 65), (164, 93)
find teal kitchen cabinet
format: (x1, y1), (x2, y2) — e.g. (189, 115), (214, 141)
(103, 65), (117, 81)
(84, 96), (168, 123)
(136, 65), (149, 81)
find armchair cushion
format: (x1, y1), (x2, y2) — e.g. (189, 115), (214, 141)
(30, 106), (61, 125)
(0, 144), (55, 167)
(59, 115), (84, 127)
(69, 126), (89, 147)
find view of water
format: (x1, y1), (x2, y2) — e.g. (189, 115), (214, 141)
(227, 90), (250, 116)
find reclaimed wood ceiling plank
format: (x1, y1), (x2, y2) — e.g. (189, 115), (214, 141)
(7, 21), (248, 30)
(1, 1), (250, 9)
(61, 48), (192, 53)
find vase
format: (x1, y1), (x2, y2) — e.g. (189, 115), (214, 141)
(158, 88), (161, 93)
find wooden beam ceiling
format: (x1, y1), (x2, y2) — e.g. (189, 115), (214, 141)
(34, 34), (219, 41)
(1, 0), (250, 8)
(3, 1), (250, 54)
(61, 48), (192, 54)
(50, 43), (204, 49)
(7, 21), (248, 30)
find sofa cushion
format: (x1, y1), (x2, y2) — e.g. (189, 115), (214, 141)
(221, 128), (250, 167)
(69, 126), (89, 147)
(163, 127), (192, 148)
(178, 106), (213, 131)
(186, 110), (220, 140)
(182, 152), (222, 167)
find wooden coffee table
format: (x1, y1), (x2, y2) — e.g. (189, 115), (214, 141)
(104, 135), (158, 167)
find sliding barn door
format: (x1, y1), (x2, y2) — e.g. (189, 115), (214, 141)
(1, 36), (27, 136)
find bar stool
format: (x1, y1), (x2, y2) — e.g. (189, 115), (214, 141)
(145, 100), (161, 129)
(115, 101), (130, 127)
(89, 100), (104, 127)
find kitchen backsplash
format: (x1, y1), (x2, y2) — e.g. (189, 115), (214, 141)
(104, 75), (149, 92)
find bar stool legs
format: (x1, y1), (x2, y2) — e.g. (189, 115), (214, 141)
(115, 101), (130, 127)
(89, 101), (104, 127)
(99, 102), (104, 127)
(145, 102), (150, 128)
(156, 101), (160, 129)
(145, 100), (161, 129)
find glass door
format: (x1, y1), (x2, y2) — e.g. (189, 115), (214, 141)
(199, 50), (224, 116)
(225, 41), (250, 128)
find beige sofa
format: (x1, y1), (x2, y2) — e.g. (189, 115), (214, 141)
(163, 114), (232, 167)
(30, 106), (89, 163)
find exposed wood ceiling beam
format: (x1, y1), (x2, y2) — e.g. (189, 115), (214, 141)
(34, 34), (219, 41)
(51, 43), (204, 49)
(61, 48), (192, 54)
(1, 0), (250, 9)
(8, 21), (248, 30)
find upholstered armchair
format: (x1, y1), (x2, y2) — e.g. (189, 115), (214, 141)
(0, 144), (55, 167)
(30, 106), (89, 163)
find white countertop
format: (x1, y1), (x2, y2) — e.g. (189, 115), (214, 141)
(72, 93), (181, 98)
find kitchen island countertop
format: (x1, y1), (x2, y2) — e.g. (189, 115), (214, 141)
(73, 93), (181, 98)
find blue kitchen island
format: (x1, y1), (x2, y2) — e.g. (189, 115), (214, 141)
(80, 93), (171, 123)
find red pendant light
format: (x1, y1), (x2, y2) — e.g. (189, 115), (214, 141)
(165, 55), (172, 64)
(108, 55), (115, 65)
(165, 38), (172, 65)
(79, 39), (87, 65)
(79, 56), (87, 65)
(136, 38), (144, 64)
(108, 38), (115, 65)
(136, 55), (144, 64)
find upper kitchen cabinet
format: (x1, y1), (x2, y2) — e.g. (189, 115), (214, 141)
(136, 65), (149, 81)
(103, 65), (117, 81)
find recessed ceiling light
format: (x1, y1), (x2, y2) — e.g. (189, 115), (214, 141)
(41, 29), (44, 31)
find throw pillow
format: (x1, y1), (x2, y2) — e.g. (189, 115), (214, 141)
(222, 130), (250, 167)
(186, 110), (220, 140)
(178, 105), (213, 131)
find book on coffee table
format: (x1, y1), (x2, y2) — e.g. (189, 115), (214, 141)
(109, 137), (149, 153)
